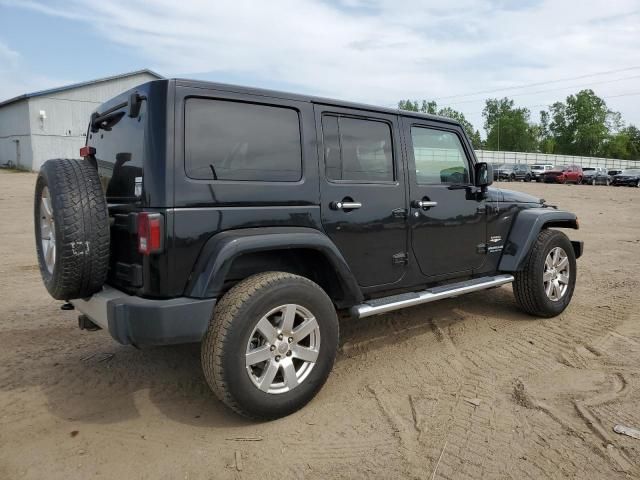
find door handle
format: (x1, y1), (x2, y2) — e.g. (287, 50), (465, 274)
(331, 201), (362, 210)
(412, 200), (438, 209)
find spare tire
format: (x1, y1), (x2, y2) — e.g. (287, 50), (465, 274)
(34, 159), (110, 300)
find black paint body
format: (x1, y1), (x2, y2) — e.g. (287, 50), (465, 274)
(85, 79), (579, 306)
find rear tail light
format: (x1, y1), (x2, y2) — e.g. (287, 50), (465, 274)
(137, 212), (164, 255)
(80, 146), (96, 157)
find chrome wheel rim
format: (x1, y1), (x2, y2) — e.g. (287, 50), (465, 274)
(543, 247), (570, 301)
(40, 186), (56, 273)
(245, 304), (321, 394)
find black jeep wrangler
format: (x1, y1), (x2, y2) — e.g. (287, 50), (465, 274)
(34, 79), (583, 419)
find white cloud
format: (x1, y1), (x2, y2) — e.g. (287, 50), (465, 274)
(3, 0), (640, 129)
(0, 38), (72, 103)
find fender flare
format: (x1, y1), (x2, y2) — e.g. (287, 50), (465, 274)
(499, 208), (580, 271)
(185, 226), (363, 305)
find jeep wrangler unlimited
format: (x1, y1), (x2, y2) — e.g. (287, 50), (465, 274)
(34, 79), (583, 419)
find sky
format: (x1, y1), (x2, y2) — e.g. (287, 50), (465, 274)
(1, 0), (639, 135)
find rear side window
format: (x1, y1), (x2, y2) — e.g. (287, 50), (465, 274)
(185, 98), (302, 182)
(322, 114), (394, 182)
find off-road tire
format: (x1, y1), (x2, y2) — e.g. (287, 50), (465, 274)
(201, 272), (339, 420)
(524, 174), (531, 182)
(34, 159), (109, 300)
(513, 229), (576, 318)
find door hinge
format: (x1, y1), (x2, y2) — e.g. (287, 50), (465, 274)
(392, 252), (409, 265)
(392, 208), (408, 218)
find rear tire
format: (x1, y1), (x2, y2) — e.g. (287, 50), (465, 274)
(525, 174), (531, 182)
(201, 272), (339, 420)
(34, 159), (110, 300)
(513, 229), (576, 318)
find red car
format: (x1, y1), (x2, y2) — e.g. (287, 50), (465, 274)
(542, 165), (583, 184)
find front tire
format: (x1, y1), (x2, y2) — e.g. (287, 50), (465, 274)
(201, 272), (339, 420)
(513, 229), (576, 318)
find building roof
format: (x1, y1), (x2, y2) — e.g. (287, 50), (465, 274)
(0, 69), (163, 108)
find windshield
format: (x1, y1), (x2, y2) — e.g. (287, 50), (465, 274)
(498, 164), (515, 169)
(583, 168), (595, 172)
(622, 169), (640, 175)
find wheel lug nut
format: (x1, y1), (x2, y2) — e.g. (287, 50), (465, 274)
(275, 355), (281, 362)
(270, 345), (276, 351)
(278, 334), (283, 340)
(286, 351), (292, 357)
(288, 337), (293, 343)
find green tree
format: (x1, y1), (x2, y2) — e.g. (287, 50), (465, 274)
(398, 100), (482, 148)
(601, 125), (640, 160)
(482, 98), (537, 152)
(546, 89), (614, 156)
(538, 110), (555, 153)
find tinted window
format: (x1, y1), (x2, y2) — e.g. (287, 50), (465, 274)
(185, 98), (302, 182)
(89, 102), (145, 202)
(411, 127), (470, 184)
(322, 115), (394, 182)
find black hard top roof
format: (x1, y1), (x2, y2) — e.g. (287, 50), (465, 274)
(173, 78), (461, 127)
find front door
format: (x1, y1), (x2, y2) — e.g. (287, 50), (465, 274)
(403, 119), (486, 279)
(316, 105), (408, 288)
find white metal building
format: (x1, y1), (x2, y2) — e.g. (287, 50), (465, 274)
(0, 69), (162, 171)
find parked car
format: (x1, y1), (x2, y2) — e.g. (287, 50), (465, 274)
(531, 164), (554, 182)
(581, 167), (611, 186)
(611, 169), (640, 187)
(33, 79), (583, 420)
(493, 163), (533, 182)
(542, 165), (583, 184)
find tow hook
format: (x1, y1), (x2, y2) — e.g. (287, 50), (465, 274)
(78, 315), (101, 331)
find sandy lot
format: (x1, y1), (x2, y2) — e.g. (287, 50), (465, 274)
(0, 170), (639, 479)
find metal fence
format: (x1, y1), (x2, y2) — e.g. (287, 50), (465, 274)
(474, 150), (640, 170)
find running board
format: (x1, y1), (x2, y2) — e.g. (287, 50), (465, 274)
(351, 274), (514, 319)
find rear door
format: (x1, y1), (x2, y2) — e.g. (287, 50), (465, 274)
(402, 118), (486, 280)
(315, 105), (408, 289)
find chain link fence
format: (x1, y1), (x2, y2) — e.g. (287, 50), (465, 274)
(475, 150), (640, 170)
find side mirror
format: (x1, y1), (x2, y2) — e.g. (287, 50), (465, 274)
(475, 162), (493, 189)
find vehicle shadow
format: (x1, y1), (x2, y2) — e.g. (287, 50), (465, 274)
(2, 286), (531, 429)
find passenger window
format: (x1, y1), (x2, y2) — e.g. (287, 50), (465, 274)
(184, 98), (302, 182)
(322, 115), (394, 182)
(410, 127), (470, 185)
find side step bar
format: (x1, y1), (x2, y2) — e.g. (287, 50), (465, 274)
(351, 274), (515, 319)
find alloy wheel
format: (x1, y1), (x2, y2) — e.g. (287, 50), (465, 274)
(245, 304), (321, 394)
(39, 186), (56, 273)
(543, 247), (570, 302)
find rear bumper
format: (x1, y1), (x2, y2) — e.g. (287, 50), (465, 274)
(71, 286), (216, 346)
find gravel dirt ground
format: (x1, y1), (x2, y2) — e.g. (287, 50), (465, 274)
(1, 170), (639, 480)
